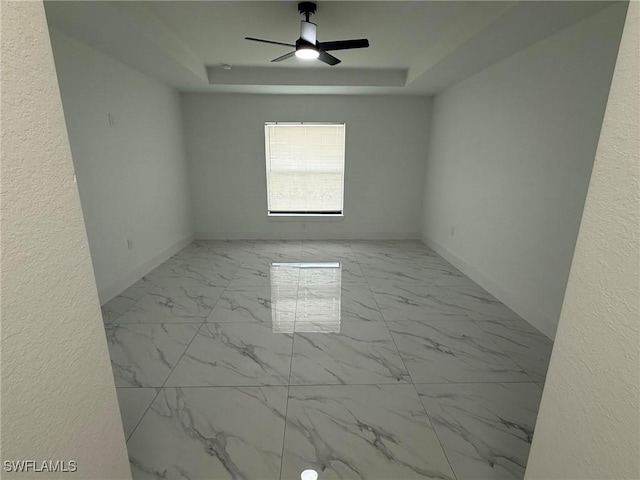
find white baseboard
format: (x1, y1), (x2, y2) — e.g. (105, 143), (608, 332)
(421, 235), (557, 340)
(195, 231), (422, 241)
(98, 234), (194, 305)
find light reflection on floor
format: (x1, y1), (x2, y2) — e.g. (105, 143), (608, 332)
(270, 262), (342, 333)
(102, 240), (554, 480)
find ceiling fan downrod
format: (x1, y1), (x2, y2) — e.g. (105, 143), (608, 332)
(244, 1), (369, 66)
(298, 2), (317, 22)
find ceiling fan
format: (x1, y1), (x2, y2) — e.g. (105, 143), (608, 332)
(245, 1), (369, 66)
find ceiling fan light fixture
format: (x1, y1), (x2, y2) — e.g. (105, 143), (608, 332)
(245, 1), (369, 66)
(295, 47), (319, 60)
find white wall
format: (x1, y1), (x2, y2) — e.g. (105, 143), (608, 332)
(183, 94), (431, 239)
(49, 30), (194, 303)
(1, 2), (131, 478)
(420, 3), (627, 338)
(526, 2), (639, 477)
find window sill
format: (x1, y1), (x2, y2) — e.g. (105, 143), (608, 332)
(267, 214), (345, 222)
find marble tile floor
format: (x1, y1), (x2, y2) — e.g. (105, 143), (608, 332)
(102, 240), (553, 480)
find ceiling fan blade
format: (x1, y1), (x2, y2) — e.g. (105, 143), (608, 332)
(271, 51), (296, 62)
(300, 21), (317, 44)
(318, 39), (369, 51)
(318, 50), (341, 66)
(245, 37), (295, 48)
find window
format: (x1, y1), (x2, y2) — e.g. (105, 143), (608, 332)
(265, 122), (345, 216)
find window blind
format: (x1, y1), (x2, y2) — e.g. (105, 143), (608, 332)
(265, 123), (345, 214)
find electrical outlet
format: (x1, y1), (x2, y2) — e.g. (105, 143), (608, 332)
(450, 227), (455, 237)
(108, 112), (115, 127)
(127, 239), (133, 250)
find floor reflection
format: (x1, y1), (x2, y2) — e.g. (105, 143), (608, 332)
(270, 262), (342, 333)
(104, 240), (552, 480)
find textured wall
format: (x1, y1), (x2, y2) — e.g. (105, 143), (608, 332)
(420, 4), (626, 339)
(525, 2), (639, 478)
(0, 2), (132, 478)
(183, 94), (431, 240)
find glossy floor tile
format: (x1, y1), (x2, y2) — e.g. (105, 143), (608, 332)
(388, 320), (531, 383)
(116, 285), (224, 323)
(207, 287), (275, 324)
(290, 321), (410, 385)
(127, 387), (288, 479)
(106, 323), (199, 387)
(102, 240), (553, 479)
(474, 318), (553, 384)
(281, 385), (455, 480)
(339, 283), (385, 322)
(102, 277), (156, 323)
(165, 322), (293, 386)
(441, 285), (522, 322)
(116, 388), (159, 440)
(370, 282), (471, 322)
(415, 383), (543, 479)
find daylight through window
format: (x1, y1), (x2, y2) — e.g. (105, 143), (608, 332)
(265, 123), (345, 215)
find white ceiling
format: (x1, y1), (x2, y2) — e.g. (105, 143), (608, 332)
(44, 1), (615, 95)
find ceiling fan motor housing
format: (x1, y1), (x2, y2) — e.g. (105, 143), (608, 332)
(244, 1), (369, 66)
(298, 2), (317, 19)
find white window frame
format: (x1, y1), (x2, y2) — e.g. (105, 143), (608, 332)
(264, 122), (346, 218)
